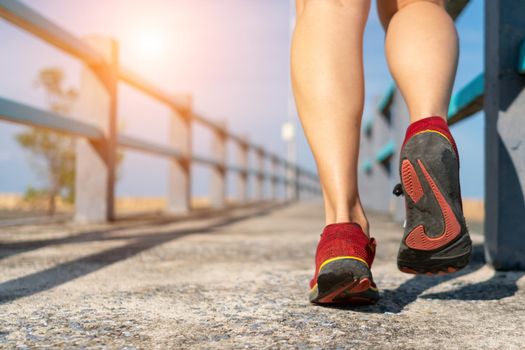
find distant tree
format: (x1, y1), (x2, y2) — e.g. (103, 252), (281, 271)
(16, 67), (78, 215)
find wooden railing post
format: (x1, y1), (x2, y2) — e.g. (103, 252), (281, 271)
(294, 166), (301, 200)
(167, 95), (192, 214)
(285, 162), (296, 201)
(211, 122), (227, 208)
(484, 0), (525, 270)
(368, 105), (392, 214)
(271, 156), (279, 200)
(236, 137), (249, 203)
(255, 149), (265, 201)
(389, 89), (410, 223)
(74, 36), (118, 223)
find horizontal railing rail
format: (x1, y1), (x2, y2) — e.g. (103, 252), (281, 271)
(447, 73), (484, 124)
(0, 97), (317, 185)
(0, 97), (103, 139)
(0, 0), (320, 222)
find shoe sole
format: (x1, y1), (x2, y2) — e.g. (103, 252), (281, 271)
(309, 258), (379, 305)
(398, 131), (472, 275)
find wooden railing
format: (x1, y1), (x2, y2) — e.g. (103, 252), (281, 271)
(0, 0), (320, 223)
(359, 0), (525, 270)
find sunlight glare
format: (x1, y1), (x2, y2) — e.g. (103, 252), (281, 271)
(135, 27), (167, 59)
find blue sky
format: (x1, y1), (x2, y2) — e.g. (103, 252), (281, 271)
(0, 0), (484, 199)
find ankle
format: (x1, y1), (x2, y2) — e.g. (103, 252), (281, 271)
(326, 204), (370, 237)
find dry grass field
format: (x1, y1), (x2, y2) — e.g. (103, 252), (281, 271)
(0, 194), (215, 220)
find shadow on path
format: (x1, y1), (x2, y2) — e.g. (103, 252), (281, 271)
(421, 270), (525, 301)
(0, 203), (281, 304)
(0, 202), (278, 261)
(328, 244), (522, 313)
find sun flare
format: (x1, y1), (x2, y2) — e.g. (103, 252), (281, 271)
(135, 27), (167, 59)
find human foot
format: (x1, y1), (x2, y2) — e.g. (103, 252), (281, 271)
(309, 223), (379, 304)
(397, 116), (471, 275)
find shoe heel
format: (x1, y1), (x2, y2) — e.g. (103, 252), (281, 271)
(398, 233), (472, 274)
(316, 259), (370, 295)
(309, 258), (375, 303)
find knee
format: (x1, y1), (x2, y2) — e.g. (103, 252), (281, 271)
(378, 0), (446, 30)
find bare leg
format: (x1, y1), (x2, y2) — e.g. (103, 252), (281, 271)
(378, 1), (472, 276)
(291, 0), (370, 233)
(378, 0), (458, 122)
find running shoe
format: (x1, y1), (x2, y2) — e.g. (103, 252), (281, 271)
(309, 222), (379, 304)
(397, 116), (471, 274)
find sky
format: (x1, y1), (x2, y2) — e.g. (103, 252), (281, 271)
(0, 0), (484, 199)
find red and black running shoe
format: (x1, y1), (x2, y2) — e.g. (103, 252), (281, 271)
(397, 116), (472, 275)
(309, 223), (379, 305)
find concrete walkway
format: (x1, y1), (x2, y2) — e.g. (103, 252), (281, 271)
(0, 201), (524, 349)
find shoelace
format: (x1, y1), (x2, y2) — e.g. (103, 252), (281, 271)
(392, 183), (404, 197)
